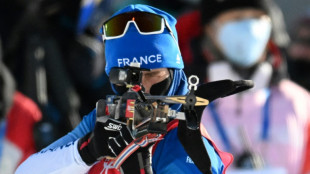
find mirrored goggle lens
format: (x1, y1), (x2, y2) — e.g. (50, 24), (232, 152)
(103, 11), (163, 37)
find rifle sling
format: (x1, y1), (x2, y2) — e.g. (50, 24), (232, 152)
(177, 119), (212, 174)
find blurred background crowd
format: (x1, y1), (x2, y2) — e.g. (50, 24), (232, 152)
(0, 0), (309, 173)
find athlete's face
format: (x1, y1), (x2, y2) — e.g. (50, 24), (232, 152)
(141, 68), (170, 94)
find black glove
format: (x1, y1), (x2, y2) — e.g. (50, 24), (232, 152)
(78, 117), (133, 165)
(78, 98), (153, 173)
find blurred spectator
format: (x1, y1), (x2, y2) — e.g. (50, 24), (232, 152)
(176, 0), (310, 173)
(0, 38), (42, 173)
(3, 0), (113, 149)
(287, 10), (310, 91)
(176, 0), (290, 82)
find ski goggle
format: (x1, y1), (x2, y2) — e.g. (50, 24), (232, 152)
(101, 11), (177, 41)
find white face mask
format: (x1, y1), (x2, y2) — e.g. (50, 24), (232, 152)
(216, 18), (272, 67)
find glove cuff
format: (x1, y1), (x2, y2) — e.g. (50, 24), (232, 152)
(78, 133), (97, 165)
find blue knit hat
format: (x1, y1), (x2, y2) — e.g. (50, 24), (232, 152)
(104, 4), (184, 75)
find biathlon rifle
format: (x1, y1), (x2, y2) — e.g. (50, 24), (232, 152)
(95, 64), (254, 171)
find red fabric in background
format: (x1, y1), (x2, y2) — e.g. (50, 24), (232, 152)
(5, 92), (42, 166)
(302, 122), (310, 174)
(176, 10), (202, 64)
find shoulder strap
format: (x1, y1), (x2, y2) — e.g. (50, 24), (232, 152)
(177, 106), (212, 174)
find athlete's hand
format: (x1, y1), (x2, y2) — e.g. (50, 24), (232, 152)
(78, 117), (134, 165)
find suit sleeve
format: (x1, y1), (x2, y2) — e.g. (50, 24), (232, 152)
(15, 109), (97, 174)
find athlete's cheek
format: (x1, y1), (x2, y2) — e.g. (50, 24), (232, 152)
(141, 77), (152, 93)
